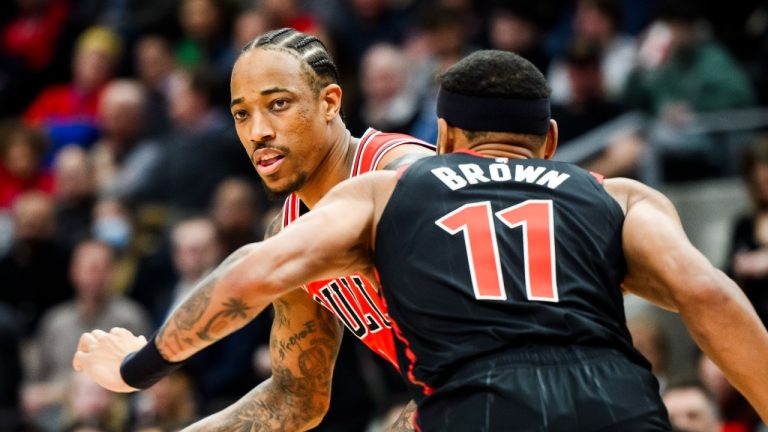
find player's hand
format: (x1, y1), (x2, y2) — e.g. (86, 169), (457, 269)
(72, 327), (146, 393)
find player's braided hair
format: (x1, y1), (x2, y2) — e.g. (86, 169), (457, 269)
(242, 28), (340, 95)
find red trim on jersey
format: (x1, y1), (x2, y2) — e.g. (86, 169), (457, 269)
(454, 148), (483, 157)
(352, 128), (434, 176)
(589, 171), (605, 184)
(389, 316), (434, 396)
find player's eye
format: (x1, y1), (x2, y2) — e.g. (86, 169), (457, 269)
(271, 99), (290, 111)
(232, 110), (248, 121)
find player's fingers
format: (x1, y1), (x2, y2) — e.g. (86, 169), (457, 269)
(109, 327), (132, 337)
(77, 333), (98, 353)
(92, 329), (109, 340)
(72, 351), (87, 371)
(138, 335), (147, 344)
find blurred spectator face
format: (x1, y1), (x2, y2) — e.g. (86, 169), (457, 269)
(12, 192), (55, 241)
(99, 80), (146, 145)
(211, 179), (257, 233)
(172, 218), (221, 280)
(425, 20), (464, 57)
(73, 28), (121, 92)
(168, 72), (205, 127)
(135, 36), (176, 89)
(180, 0), (221, 41)
(3, 134), (40, 180)
(698, 355), (736, 405)
(53, 145), (93, 201)
(351, 0), (387, 20)
(145, 371), (196, 422)
(70, 240), (114, 302)
(567, 63), (602, 104)
(92, 198), (132, 250)
(490, 11), (536, 53)
(361, 44), (407, 105)
(663, 387), (720, 432)
(233, 9), (269, 50)
(574, 0), (618, 44)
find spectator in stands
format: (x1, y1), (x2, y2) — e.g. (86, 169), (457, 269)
(0, 192), (72, 336)
(175, 0), (233, 88)
(663, 380), (722, 432)
(60, 372), (128, 432)
(548, 0), (635, 104)
(90, 80), (161, 202)
(487, 3), (550, 76)
(52, 146), (96, 251)
(23, 239), (148, 424)
(624, 1), (754, 118)
(23, 26), (122, 164)
(628, 315), (670, 393)
(133, 35), (176, 138)
(550, 40), (627, 143)
(209, 178), (263, 257)
(134, 369), (197, 431)
(0, 120), (53, 209)
(136, 68), (254, 217)
(348, 43), (424, 135)
(728, 136), (768, 326)
(698, 353), (763, 432)
(0, 0), (70, 117)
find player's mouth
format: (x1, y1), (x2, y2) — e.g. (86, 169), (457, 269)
(254, 151), (286, 176)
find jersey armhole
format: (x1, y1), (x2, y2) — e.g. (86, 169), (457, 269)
(589, 171), (605, 184)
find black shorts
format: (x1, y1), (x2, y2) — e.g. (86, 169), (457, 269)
(416, 346), (671, 432)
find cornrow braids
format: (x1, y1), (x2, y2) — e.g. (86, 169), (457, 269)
(242, 28), (340, 95)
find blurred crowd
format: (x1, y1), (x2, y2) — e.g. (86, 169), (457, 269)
(1, 0), (768, 431)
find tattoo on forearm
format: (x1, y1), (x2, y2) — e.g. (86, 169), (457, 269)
(157, 245), (255, 359)
(196, 297), (253, 341)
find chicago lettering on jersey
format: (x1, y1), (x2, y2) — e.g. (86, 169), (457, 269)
(431, 162), (571, 191)
(309, 275), (392, 339)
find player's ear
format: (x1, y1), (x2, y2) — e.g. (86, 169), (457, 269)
(436, 118), (454, 155)
(320, 84), (342, 121)
(542, 119), (559, 160)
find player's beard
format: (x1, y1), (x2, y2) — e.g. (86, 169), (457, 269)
(262, 171), (308, 201)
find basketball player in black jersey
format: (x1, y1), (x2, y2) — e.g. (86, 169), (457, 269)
(74, 50), (768, 431)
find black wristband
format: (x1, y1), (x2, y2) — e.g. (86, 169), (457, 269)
(119, 334), (183, 390)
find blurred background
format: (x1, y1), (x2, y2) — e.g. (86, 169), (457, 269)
(1, 0), (768, 431)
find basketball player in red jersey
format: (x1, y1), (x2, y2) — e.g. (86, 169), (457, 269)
(76, 50), (768, 430)
(74, 28), (432, 431)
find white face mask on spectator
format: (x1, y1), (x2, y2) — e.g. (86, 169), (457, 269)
(93, 216), (131, 250)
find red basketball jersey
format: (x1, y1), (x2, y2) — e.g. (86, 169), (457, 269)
(281, 129), (434, 368)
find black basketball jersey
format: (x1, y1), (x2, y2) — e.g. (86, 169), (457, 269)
(374, 150), (648, 399)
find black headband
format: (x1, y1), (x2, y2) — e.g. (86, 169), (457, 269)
(436, 88), (551, 135)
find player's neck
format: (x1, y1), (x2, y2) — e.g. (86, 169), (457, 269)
(465, 142), (537, 160)
(296, 121), (357, 208)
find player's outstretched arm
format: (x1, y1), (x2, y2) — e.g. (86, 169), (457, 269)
(607, 178), (768, 422)
(73, 172), (391, 393)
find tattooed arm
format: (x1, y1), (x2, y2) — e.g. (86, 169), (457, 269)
(182, 289), (343, 431)
(388, 401), (418, 432)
